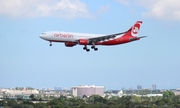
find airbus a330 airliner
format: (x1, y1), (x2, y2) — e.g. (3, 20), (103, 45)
(39, 21), (146, 52)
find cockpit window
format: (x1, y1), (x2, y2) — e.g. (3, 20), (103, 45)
(42, 33), (46, 35)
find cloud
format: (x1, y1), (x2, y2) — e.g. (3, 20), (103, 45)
(97, 5), (109, 14)
(117, 0), (180, 20)
(138, 0), (180, 20)
(116, 0), (129, 5)
(0, 0), (93, 19)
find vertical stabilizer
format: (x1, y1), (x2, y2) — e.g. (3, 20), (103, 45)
(123, 21), (143, 38)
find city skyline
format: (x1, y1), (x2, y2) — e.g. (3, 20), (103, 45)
(0, 84), (175, 91)
(0, 0), (180, 90)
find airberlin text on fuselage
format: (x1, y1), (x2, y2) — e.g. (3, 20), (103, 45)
(54, 33), (73, 38)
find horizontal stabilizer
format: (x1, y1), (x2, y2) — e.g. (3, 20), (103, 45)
(138, 36), (147, 38)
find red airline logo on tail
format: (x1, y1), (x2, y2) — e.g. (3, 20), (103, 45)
(131, 21), (142, 37)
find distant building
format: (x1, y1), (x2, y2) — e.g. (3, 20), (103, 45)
(146, 94), (163, 97)
(171, 89), (180, 96)
(72, 85), (104, 97)
(117, 90), (123, 96)
(0, 92), (3, 99)
(137, 85), (142, 90)
(1, 89), (39, 95)
(152, 84), (156, 91)
(54, 87), (62, 91)
(173, 91), (180, 96)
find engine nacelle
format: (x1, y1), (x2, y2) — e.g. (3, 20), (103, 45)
(65, 42), (76, 47)
(78, 39), (89, 45)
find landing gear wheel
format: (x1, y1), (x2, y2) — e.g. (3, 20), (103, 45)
(86, 49), (90, 52)
(91, 46), (95, 49)
(83, 45), (87, 50)
(49, 41), (52, 46)
(94, 48), (98, 51)
(83, 47), (87, 50)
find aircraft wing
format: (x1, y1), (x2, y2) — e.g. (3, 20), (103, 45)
(87, 31), (128, 44)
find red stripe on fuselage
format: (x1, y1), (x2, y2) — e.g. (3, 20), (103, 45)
(96, 37), (130, 45)
(48, 40), (77, 43)
(49, 37), (139, 46)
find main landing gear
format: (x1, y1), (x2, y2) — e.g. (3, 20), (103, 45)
(83, 45), (98, 52)
(83, 45), (90, 52)
(91, 45), (98, 51)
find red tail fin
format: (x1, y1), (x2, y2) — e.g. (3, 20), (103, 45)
(123, 21), (143, 38)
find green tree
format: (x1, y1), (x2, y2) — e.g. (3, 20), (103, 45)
(0, 100), (6, 106)
(88, 95), (105, 104)
(155, 98), (171, 107)
(29, 94), (38, 101)
(7, 100), (18, 106)
(34, 103), (48, 108)
(172, 95), (180, 102)
(163, 91), (175, 99)
(12, 104), (34, 108)
(23, 100), (34, 106)
(29, 94), (35, 99)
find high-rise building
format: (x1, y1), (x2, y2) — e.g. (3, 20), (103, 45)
(72, 85), (104, 97)
(137, 85), (142, 90)
(152, 84), (156, 90)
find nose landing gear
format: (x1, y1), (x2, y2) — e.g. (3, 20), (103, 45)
(49, 42), (52, 46)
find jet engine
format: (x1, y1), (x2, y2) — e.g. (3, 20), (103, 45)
(65, 42), (76, 47)
(78, 39), (89, 45)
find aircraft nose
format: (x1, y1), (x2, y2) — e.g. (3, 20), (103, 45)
(39, 35), (43, 39)
(40, 33), (48, 39)
(39, 34), (46, 39)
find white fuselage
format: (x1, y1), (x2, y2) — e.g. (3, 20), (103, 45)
(40, 31), (108, 42)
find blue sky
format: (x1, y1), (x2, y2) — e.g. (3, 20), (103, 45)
(0, 0), (180, 90)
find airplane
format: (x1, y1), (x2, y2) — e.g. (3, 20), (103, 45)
(39, 21), (146, 52)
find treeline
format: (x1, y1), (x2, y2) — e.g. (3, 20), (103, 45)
(1, 91), (180, 108)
